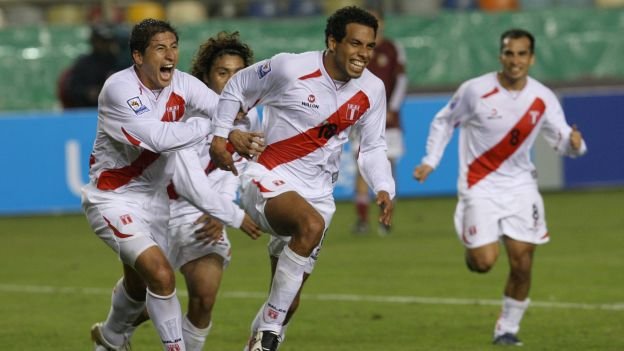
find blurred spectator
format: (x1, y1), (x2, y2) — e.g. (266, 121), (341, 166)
(352, 7), (407, 235)
(57, 23), (125, 108)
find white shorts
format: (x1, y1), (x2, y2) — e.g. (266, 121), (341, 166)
(453, 188), (549, 249)
(81, 184), (166, 266)
(240, 162), (336, 273)
(165, 222), (232, 270)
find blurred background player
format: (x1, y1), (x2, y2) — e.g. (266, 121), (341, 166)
(209, 6), (395, 351)
(58, 23), (128, 108)
(128, 31), (262, 351)
(413, 28), (587, 346)
(351, 6), (407, 235)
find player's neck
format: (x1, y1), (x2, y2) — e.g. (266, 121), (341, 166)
(497, 72), (527, 92)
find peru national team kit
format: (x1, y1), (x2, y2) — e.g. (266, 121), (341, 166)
(421, 72), (587, 248)
(213, 50), (396, 268)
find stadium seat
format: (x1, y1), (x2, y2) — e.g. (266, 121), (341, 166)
(595, 0), (624, 7)
(47, 4), (85, 25)
(125, 2), (166, 24)
(399, 0), (441, 15)
(442, 0), (478, 10)
(322, 0), (363, 16)
(4, 4), (45, 26)
(478, 0), (519, 11)
(166, 0), (207, 24)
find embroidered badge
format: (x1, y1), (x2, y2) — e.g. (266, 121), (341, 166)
(127, 96), (149, 115)
(257, 60), (272, 79)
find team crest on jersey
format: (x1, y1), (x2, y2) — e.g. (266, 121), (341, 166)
(257, 60), (272, 79)
(127, 96), (149, 115)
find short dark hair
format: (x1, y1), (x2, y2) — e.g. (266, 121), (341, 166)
(190, 31), (254, 83)
(324, 6), (378, 48)
(500, 29), (535, 53)
(129, 19), (178, 56)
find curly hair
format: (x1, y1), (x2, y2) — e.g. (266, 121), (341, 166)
(324, 6), (378, 48)
(130, 19), (178, 56)
(190, 31), (254, 83)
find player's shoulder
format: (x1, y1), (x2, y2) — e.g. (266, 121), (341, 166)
(267, 51), (322, 76)
(458, 72), (498, 97)
(358, 69), (386, 93)
(526, 76), (557, 99)
(101, 67), (141, 101)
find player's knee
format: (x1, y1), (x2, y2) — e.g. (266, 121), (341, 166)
(465, 254), (496, 273)
(297, 215), (324, 248)
(147, 265), (176, 294)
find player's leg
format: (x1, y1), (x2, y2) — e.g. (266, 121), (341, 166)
(353, 172), (370, 234)
(179, 253), (224, 351)
(454, 197), (502, 273)
(493, 189), (547, 345)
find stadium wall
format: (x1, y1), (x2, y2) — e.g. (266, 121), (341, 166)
(1, 90), (621, 216)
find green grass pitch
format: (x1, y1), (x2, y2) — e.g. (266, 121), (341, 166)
(0, 188), (622, 350)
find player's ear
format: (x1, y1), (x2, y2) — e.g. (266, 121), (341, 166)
(132, 50), (143, 66)
(327, 36), (337, 53)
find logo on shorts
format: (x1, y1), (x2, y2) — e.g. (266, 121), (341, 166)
(120, 214), (133, 225)
(127, 96), (149, 115)
(272, 180), (285, 186)
(462, 225), (477, 244)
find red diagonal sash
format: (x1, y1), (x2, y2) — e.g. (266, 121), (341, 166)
(258, 90), (370, 170)
(467, 97), (545, 188)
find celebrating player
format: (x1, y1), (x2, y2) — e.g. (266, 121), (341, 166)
(413, 29), (587, 346)
(209, 6), (396, 351)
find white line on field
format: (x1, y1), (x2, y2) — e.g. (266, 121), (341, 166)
(1, 283), (622, 311)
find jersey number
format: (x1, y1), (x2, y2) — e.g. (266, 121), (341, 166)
(318, 123), (338, 139)
(510, 128), (521, 146)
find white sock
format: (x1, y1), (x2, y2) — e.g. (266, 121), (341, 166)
(251, 303), (290, 342)
(146, 289), (186, 351)
(258, 246), (306, 334)
(182, 315), (212, 351)
(102, 278), (145, 346)
(494, 296), (530, 337)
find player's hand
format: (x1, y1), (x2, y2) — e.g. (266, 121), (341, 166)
(239, 213), (263, 240)
(376, 191), (394, 227)
(569, 124), (583, 151)
(228, 130), (265, 160)
(413, 164), (433, 183)
(209, 136), (238, 175)
(193, 214), (224, 245)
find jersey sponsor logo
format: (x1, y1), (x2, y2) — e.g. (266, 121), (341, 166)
(257, 60), (272, 79)
(126, 96), (149, 115)
(487, 108), (502, 120)
(308, 94), (316, 103)
(467, 98), (546, 188)
(301, 100), (320, 109)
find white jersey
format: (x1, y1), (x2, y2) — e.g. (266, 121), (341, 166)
(213, 51), (395, 199)
(422, 72), (587, 197)
(168, 109), (262, 228)
(86, 66), (218, 197)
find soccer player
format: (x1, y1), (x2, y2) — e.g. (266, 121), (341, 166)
(82, 19), (261, 351)
(155, 31), (261, 351)
(413, 29), (587, 346)
(351, 7), (407, 235)
(209, 6), (396, 351)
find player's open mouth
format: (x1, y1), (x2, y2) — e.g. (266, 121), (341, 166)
(160, 64), (174, 79)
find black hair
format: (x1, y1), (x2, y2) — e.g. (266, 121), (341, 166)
(129, 19), (178, 56)
(324, 6), (378, 48)
(190, 31), (254, 83)
(500, 29), (535, 53)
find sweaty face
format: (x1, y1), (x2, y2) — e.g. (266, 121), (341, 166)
(498, 37), (534, 90)
(327, 23), (376, 81)
(133, 31), (179, 90)
(204, 54), (245, 95)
